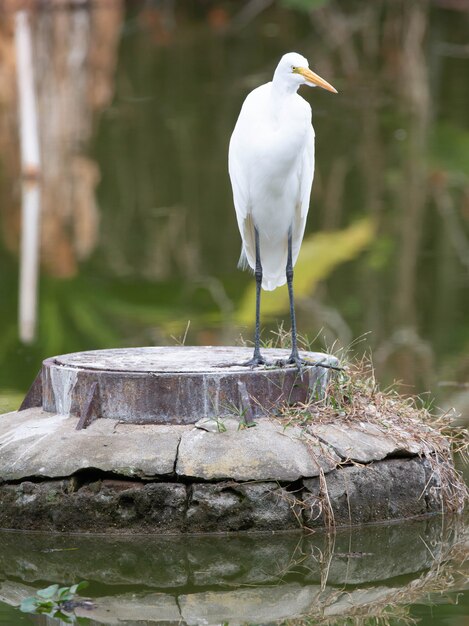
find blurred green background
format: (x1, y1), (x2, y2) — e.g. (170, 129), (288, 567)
(0, 0), (468, 420)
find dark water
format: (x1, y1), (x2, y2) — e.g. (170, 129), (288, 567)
(0, 515), (468, 625)
(0, 0), (468, 624)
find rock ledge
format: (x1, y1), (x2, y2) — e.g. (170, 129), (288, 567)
(0, 407), (445, 533)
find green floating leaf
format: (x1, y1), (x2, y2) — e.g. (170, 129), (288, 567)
(19, 580), (89, 618)
(236, 218), (374, 326)
(53, 610), (74, 623)
(20, 597), (40, 613)
(36, 601), (55, 613)
(70, 581), (89, 594)
(36, 584), (59, 599)
(58, 587), (73, 601)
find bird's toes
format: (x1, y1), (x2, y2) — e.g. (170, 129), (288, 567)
(274, 358), (288, 367)
(242, 356), (267, 368)
(287, 354), (305, 375)
(273, 356), (303, 374)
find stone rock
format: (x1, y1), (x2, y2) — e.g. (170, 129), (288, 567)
(177, 418), (339, 481)
(0, 408), (186, 481)
(0, 405), (454, 534)
(309, 422), (425, 463)
(0, 479), (187, 533)
(194, 417), (241, 433)
(186, 482), (301, 532)
(303, 457), (439, 527)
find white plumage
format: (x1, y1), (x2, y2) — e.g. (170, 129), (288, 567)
(229, 52), (336, 291)
(228, 52), (337, 367)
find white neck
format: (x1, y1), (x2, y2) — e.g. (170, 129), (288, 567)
(272, 71), (300, 98)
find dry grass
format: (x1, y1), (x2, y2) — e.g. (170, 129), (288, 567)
(277, 353), (469, 515)
(237, 327), (468, 514)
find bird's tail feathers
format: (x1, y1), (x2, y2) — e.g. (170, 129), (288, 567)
(237, 248), (253, 272)
(238, 247), (287, 290)
(262, 275), (287, 291)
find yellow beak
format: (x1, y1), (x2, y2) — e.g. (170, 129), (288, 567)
(296, 67), (338, 93)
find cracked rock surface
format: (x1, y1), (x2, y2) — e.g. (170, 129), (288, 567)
(0, 407), (447, 532)
(0, 409), (187, 480)
(178, 418), (339, 481)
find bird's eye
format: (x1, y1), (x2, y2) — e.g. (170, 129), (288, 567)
(292, 66), (297, 72)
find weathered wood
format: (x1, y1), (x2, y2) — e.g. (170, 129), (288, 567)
(39, 346), (339, 424)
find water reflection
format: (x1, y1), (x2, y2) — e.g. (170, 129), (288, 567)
(0, 3), (468, 404)
(0, 515), (467, 624)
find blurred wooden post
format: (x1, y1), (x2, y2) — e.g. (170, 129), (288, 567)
(15, 10), (41, 344)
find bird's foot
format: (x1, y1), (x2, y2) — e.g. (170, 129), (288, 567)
(275, 354), (344, 375)
(218, 354), (271, 369)
(288, 354), (304, 371)
(239, 354), (269, 369)
(274, 352), (306, 374)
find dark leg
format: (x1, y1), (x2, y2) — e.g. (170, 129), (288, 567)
(244, 227), (266, 366)
(272, 238), (342, 373)
(286, 229), (302, 369)
(216, 228), (269, 369)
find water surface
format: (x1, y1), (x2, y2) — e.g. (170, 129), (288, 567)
(0, 515), (468, 625)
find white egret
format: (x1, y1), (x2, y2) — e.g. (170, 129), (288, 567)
(229, 52), (337, 368)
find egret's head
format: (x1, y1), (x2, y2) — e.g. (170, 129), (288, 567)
(275, 52), (337, 94)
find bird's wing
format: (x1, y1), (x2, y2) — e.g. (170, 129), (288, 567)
(292, 123), (315, 263)
(228, 134), (249, 221)
(228, 132), (256, 270)
(299, 123), (315, 219)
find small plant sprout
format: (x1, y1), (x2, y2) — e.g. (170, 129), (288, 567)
(210, 414), (227, 433)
